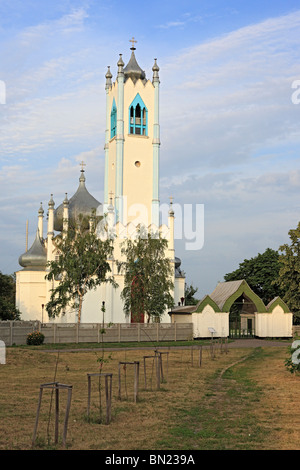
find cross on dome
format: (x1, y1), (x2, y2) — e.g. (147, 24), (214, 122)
(129, 37), (137, 50)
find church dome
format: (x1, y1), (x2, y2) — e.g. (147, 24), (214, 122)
(175, 257), (185, 278)
(19, 229), (47, 269)
(123, 46), (146, 84)
(54, 169), (103, 232)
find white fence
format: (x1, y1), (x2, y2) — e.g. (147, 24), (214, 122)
(0, 321), (193, 346)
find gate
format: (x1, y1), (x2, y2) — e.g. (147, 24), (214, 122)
(229, 317), (255, 339)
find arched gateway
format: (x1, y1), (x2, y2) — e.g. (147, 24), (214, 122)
(169, 280), (293, 339)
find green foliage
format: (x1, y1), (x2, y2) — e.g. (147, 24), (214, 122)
(184, 284), (199, 306)
(119, 226), (174, 322)
(278, 221), (300, 324)
(26, 331), (45, 345)
(0, 271), (21, 321)
(224, 248), (284, 305)
(45, 216), (116, 323)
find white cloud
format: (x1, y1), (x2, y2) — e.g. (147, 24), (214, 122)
(18, 7), (89, 46)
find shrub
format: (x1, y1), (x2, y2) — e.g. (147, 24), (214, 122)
(26, 331), (45, 346)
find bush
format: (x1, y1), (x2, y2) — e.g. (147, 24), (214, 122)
(26, 331), (45, 346)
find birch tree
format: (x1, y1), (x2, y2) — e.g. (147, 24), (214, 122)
(119, 226), (174, 323)
(45, 218), (115, 323)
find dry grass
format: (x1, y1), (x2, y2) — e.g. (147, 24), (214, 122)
(0, 343), (299, 450)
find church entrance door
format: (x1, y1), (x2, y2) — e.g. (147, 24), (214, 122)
(131, 312), (144, 323)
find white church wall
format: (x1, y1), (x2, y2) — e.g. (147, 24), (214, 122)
(174, 277), (185, 307)
(16, 270), (46, 322)
(255, 306), (293, 337)
(192, 305), (229, 338)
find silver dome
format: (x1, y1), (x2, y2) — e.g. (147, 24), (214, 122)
(54, 170), (102, 232)
(19, 229), (47, 269)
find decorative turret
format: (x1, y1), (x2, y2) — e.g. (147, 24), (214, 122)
(105, 66), (112, 89)
(117, 54), (124, 77)
(63, 193), (69, 235)
(152, 58), (159, 83)
(38, 202), (44, 239)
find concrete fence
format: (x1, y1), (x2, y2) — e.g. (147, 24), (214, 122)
(0, 321), (193, 346)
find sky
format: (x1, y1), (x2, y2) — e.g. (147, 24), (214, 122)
(0, 0), (300, 301)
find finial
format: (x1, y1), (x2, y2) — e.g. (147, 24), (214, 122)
(117, 54), (124, 67)
(105, 66), (112, 89)
(48, 194), (55, 208)
(79, 161), (86, 182)
(105, 66), (112, 79)
(129, 37), (137, 50)
(169, 196), (174, 216)
(38, 202), (44, 215)
(117, 54), (124, 76)
(63, 193), (69, 205)
(152, 58), (159, 82)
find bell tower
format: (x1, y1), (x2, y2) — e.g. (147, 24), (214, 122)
(104, 39), (160, 227)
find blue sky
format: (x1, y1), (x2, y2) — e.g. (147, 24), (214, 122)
(1, 0), (300, 301)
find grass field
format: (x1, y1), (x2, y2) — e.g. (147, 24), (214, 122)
(0, 341), (299, 451)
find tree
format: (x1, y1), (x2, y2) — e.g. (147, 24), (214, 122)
(184, 284), (199, 306)
(45, 219), (116, 323)
(223, 247), (284, 305)
(0, 271), (21, 321)
(119, 226), (174, 323)
(278, 221), (300, 324)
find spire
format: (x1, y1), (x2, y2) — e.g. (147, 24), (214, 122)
(152, 58), (160, 83)
(63, 193), (69, 236)
(38, 202), (44, 240)
(123, 38), (146, 83)
(79, 160), (86, 184)
(63, 193), (69, 206)
(105, 66), (112, 89)
(38, 202), (44, 216)
(168, 196), (174, 217)
(48, 194), (54, 209)
(117, 54), (124, 77)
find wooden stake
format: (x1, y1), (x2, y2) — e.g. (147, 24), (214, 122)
(199, 345), (202, 367)
(118, 362), (139, 402)
(87, 373), (112, 424)
(32, 382), (72, 448)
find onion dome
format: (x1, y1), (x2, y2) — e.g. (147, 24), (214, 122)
(123, 43), (146, 84)
(54, 169), (103, 232)
(175, 257), (185, 278)
(18, 229), (47, 269)
(38, 202), (44, 216)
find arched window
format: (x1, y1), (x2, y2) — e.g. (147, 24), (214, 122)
(129, 93), (147, 136)
(110, 99), (117, 138)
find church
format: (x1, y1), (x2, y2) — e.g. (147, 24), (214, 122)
(15, 41), (186, 324)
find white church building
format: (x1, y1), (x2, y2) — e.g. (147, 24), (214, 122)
(15, 42), (186, 324)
